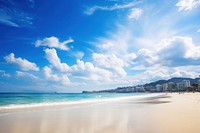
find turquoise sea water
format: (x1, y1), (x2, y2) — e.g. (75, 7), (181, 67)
(0, 93), (146, 108)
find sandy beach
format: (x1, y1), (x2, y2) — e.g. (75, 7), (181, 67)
(0, 93), (200, 133)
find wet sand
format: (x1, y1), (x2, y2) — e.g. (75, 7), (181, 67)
(0, 93), (200, 133)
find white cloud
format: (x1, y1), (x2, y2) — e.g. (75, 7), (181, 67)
(98, 42), (114, 50)
(43, 49), (115, 83)
(85, 1), (140, 15)
(44, 48), (70, 72)
(197, 29), (200, 32)
(16, 71), (38, 79)
(136, 49), (158, 66)
(157, 36), (200, 60)
(170, 69), (197, 78)
(36, 36), (73, 51)
(43, 66), (71, 85)
(71, 60), (114, 82)
(135, 36), (200, 67)
(143, 67), (171, 80)
(88, 2), (200, 86)
(0, 70), (10, 77)
(92, 25), (139, 77)
(44, 48), (115, 83)
(130, 65), (200, 84)
(128, 8), (143, 20)
(172, 65), (200, 78)
(0, 17), (19, 27)
(124, 53), (137, 65)
(73, 51), (84, 59)
(92, 53), (126, 76)
(0, 5), (33, 27)
(176, 0), (200, 11)
(130, 36), (200, 83)
(4, 53), (39, 71)
(96, 25), (133, 56)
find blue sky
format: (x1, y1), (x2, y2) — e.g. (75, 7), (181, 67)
(1, 0), (200, 92)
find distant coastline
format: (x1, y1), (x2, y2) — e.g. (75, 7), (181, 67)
(83, 77), (200, 93)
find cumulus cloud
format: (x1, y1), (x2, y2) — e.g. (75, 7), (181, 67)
(93, 26), (139, 76)
(130, 65), (200, 84)
(176, 0), (200, 11)
(91, 14), (200, 84)
(97, 44), (136, 67)
(44, 48), (70, 72)
(129, 36), (200, 83)
(98, 42), (114, 50)
(128, 8), (143, 20)
(85, 1), (140, 15)
(92, 53), (126, 76)
(71, 59), (113, 82)
(157, 36), (200, 61)
(136, 49), (158, 66)
(143, 67), (171, 80)
(36, 36), (73, 51)
(124, 53), (137, 65)
(16, 71), (38, 79)
(135, 36), (200, 67)
(40, 36), (200, 88)
(43, 48), (115, 83)
(171, 69), (197, 78)
(43, 66), (71, 85)
(4, 53), (39, 71)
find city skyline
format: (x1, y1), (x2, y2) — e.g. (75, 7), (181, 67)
(1, 0), (200, 92)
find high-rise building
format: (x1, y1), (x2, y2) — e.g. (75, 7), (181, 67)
(156, 84), (163, 92)
(176, 82), (184, 91)
(162, 83), (168, 91)
(182, 80), (190, 90)
(168, 82), (174, 91)
(198, 80), (200, 91)
(135, 86), (145, 92)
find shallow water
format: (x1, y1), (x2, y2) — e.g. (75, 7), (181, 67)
(0, 93), (147, 109)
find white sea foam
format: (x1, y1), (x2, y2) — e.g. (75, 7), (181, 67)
(0, 93), (163, 111)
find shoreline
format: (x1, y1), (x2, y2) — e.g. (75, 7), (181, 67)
(0, 92), (198, 113)
(0, 93), (200, 133)
(0, 93), (163, 114)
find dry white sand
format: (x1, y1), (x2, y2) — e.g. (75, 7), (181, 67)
(0, 93), (200, 133)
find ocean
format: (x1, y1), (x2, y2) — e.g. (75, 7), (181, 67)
(0, 93), (149, 110)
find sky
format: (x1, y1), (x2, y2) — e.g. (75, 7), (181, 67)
(1, 0), (200, 93)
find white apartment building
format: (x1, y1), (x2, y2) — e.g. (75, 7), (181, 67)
(162, 83), (168, 91)
(156, 84), (163, 92)
(198, 80), (200, 91)
(168, 82), (174, 91)
(182, 80), (190, 89)
(176, 82), (184, 91)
